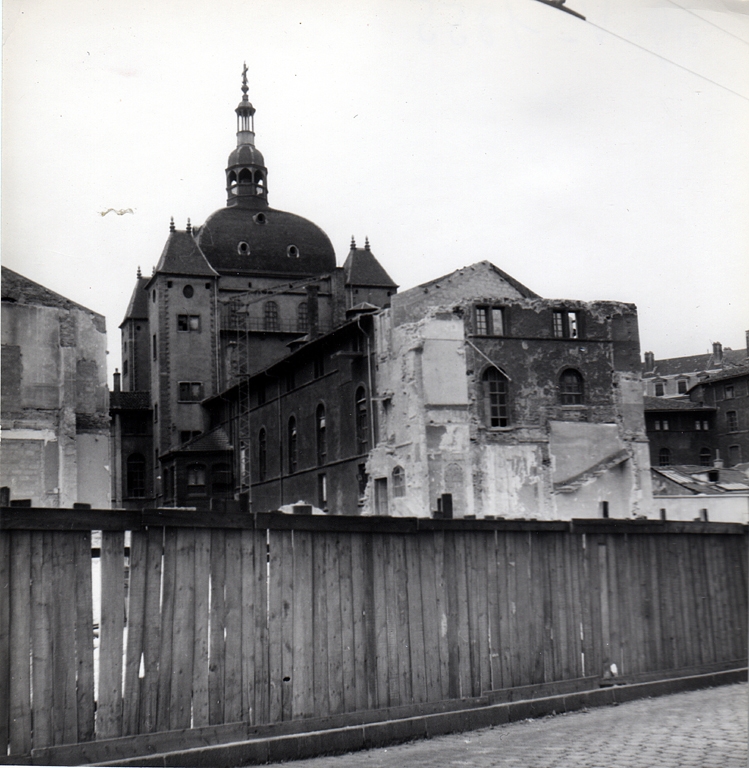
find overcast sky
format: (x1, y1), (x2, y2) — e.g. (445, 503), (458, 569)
(3, 0), (748, 379)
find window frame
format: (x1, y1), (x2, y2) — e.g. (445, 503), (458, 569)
(552, 309), (580, 339)
(658, 448), (671, 467)
(186, 463), (207, 496)
(474, 305), (505, 337)
(559, 368), (584, 406)
(316, 404), (327, 466)
(355, 386), (368, 454)
(264, 301), (280, 332)
(177, 314), (201, 332)
(288, 415), (298, 474)
(126, 453), (147, 498)
(482, 367), (510, 428)
(727, 410), (739, 432)
(392, 466), (406, 498)
(177, 381), (204, 402)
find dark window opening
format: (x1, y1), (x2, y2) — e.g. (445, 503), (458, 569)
(392, 466), (405, 498)
(264, 301), (279, 331)
(356, 386), (368, 454)
(654, 382), (665, 397)
(314, 356), (325, 379)
(212, 462), (233, 496)
(180, 430), (201, 444)
(297, 302), (308, 333)
(659, 448), (671, 467)
(699, 447), (712, 467)
(178, 381), (204, 402)
(177, 314), (201, 332)
(678, 380), (687, 394)
(183, 285), (194, 299)
(727, 410), (738, 432)
(482, 367), (509, 427)
(126, 453), (146, 498)
(600, 501), (609, 519)
(316, 404), (327, 466)
(559, 369), (584, 405)
(187, 463), (207, 496)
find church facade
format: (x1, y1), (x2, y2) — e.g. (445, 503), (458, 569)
(111, 70), (396, 509)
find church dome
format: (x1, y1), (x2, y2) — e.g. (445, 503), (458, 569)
(196, 205), (336, 276)
(227, 143), (265, 168)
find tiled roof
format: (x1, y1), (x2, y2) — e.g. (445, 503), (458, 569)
(154, 230), (219, 278)
(343, 247), (397, 288)
(652, 465), (749, 494)
(121, 276), (150, 325)
(414, 260), (541, 299)
(178, 426), (232, 453)
(643, 396), (714, 412)
(644, 348), (747, 377)
(692, 362), (749, 386)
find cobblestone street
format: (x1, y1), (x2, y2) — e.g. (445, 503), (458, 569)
(265, 683), (747, 768)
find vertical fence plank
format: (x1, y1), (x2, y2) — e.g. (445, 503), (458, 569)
(382, 535), (400, 707)
(123, 530), (147, 736)
(350, 533), (369, 712)
(392, 535), (412, 705)
(361, 532), (378, 710)
(10, 531), (32, 755)
(51, 532), (78, 745)
(565, 533), (583, 680)
(98, 530), (125, 739)
(267, 529), (283, 723)
(418, 532), (442, 702)
(30, 532), (52, 750)
(464, 533), (481, 697)
(515, 533), (533, 686)
(224, 530), (244, 724)
(486, 531), (501, 691)
(140, 527), (163, 734)
(337, 534), (356, 713)
(326, 533), (345, 716)
(0, 532), (10, 754)
(192, 529), (211, 727)
(506, 532), (524, 687)
(281, 531), (295, 722)
(155, 529), (178, 733)
(170, 529), (196, 730)
(292, 530), (314, 719)
(209, 529), (227, 725)
(239, 530), (255, 725)
(253, 529), (270, 725)
(496, 532), (513, 687)
(433, 531), (450, 701)
(406, 534), (426, 704)
(312, 531), (330, 716)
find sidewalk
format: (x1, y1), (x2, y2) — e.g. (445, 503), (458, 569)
(264, 682), (747, 768)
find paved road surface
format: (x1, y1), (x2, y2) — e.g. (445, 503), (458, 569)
(264, 683), (747, 768)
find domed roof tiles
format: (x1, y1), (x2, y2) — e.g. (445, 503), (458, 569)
(227, 144), (265, 168)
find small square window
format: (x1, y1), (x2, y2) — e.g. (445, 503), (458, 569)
(177, 314), (201, 332)
(178, 381), (203, 401)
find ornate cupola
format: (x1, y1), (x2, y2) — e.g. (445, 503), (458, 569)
(226, 64), (269, 208)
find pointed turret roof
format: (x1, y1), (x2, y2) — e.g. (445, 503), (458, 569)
(152, 225), (218, 279)
(343, 238), (397, 288)
(120, 275), (150, 327)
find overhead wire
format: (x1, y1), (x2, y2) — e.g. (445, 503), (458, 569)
(665, 0), (749, 47)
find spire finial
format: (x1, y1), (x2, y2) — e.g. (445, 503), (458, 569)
(364, 236), (370, 251)
(241, 62), (249, 101)
(186, 217), (192, 235)
(136, 265), (142, 279)
(169, 216), (175, 233)
(350, 236), (356, 249)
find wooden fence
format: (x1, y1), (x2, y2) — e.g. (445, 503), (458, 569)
(1, 509), (747, 762)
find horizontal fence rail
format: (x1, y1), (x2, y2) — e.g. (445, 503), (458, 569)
(1, 509), (747, 762)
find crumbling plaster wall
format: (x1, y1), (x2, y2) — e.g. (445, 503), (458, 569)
(1, 301), (110, 507)
(368, 292), (653, 519)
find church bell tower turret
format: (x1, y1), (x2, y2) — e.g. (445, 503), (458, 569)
(226, 64), (269, 208)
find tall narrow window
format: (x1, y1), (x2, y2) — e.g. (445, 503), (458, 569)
(264, 301), (280, 331)
(258, 428), (267, 481)
(288, 416), (298, 474)
(654, 382), (665, 397)
(316, 404), (327, 466)
(392, 466), (406, 497)
(152, 334), (157, 361)
(559, 369), (584, 405)
(317, 473), (327, 509)
(126, 454), (146, 498)
(355, 386), (368, 454)
(678, 379), (688, 394)
(374, 478), (388, 516)
(482, 367), (509, 427)
(297, 302), (309, 333)
(658, 448), (671, 467)
(699, 447), (712, 467)
(727, 411), (738, 432)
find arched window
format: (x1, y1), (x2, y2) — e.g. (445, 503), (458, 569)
(126, 453), (146, 498)
(316, 404), (327, 466)
(658, 448), (671, 467)
(392, 466), (406, 498)
(699, 447), (712, 467)
(254, 170), (265, 194)
(264, 301), (279, 331)
(212, 463), (233, 496)
(297, 302), (309, 333)
(288, 416), (298, 474)
(355, 386), (368, 454)
(559, 369), (584, 405)
(258, 428), (267, 481)
(187, 463), (207, 496)
(482, 368), (509, 427)
(238, 168), (252, 183)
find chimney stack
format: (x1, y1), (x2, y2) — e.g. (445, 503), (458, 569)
(745, 329), (749, 357)
(713, 449), (724, 469)
(113, 369), (121, 393)
(644, 351), (655, 372)
(712, 342), (723, 366)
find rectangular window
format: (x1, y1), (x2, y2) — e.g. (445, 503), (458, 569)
(660, 508), (667, 521)
(553, 310), (579, 339)
(654, 420), (661, 431)
(725, 385), (735, 399)
(678, 380), (687, 394)
(695, 420), (701, 430)
(702, 420), (709, 431)
(600, 501), (609, 519)
(178, 381), (204, 402)
(727, 411), (738, 432)
(152, 334), (157, 361)
(153, 403), (158, 423)
(654, 382), (664, 397)
(662, 419), (669, 431)
(475, 306), (505, 336)
(177, 314), (201, 332)
(122, 359), (129, 377)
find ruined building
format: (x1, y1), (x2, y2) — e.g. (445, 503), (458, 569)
(1, 267), (110, 507)
(112, 72), (653, 518)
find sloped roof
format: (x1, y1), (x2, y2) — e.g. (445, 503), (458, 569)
(153, 230), (218, 278)
(343, 246), (397, 288)
(692, 362), (749, 386)
(176, 426), (232, 453)
(652, 465), (749, 495)
(120, 276), (150, 326)
(644, 348), (747, 378)
(643, 396), (714, 412)
(415, 261), (540, 299)
(2, 266), (104, 320)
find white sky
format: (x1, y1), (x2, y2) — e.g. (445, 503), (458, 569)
(3, 0), (748, 380)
